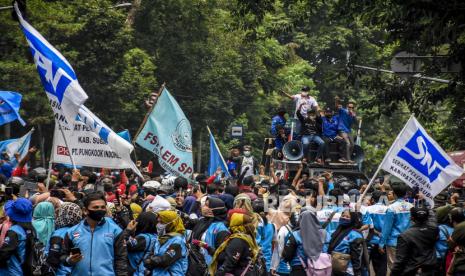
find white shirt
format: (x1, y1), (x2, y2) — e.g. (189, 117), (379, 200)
(292, 94), (318, 118)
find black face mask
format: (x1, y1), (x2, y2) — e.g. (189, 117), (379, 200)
(87, 209), (106, 221)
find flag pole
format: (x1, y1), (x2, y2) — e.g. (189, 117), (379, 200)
(46, 127), (55, 190)
(56, 121), (77, 170)
(133, 83), (166, 144)
(358, 115), (414, 204)
(46, 156), (53, 190)
(206, 125), (230, 176)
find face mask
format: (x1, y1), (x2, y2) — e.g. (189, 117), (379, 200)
(87, 209), (106, 222)
(339, 217), (351, 226)
(244, 151), (251, 157)
(309, 115), (316, 120)
(157, 223), (166, 236)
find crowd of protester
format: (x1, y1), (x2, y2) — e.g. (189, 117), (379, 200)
(0, 145), (464, 276)
(0, 88), (464, 276)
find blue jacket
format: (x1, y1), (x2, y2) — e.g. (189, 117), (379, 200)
(66, 217), (126, 276)
(332, 230), (364, 275)
(151, 234), (188, 276)
(366, 203), (388, 245)
(128, 233), (159, 276)
(436, 224), (453, 259)
(380, 199), (413, 248)
(202, 222), (229, 265)
(322, 116), (339, 139)
(271, 115), (286, 136)
(338, 108), (355, 133)
(317, 206), (342, 252)
(46, 227), (72, 276)
(256, 221), (275, 271)
(0, 224), (26, 276)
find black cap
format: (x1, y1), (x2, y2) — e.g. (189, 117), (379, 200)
(411, 206), (429, 222)
(324, 107), (333, 113)
(301, 86), (310, 92)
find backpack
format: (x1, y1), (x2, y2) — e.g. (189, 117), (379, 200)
(298, 254), (332, 276)
(286, 226), (332, 276)
(31, 241), (54, 276)
(186, 242), (208, 276)
(237, 249), (267, 276)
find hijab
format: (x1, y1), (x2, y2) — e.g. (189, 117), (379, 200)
(327, 211), (361, 253)
(55, 202), (82, 229)
(130, 203), (142, 220)
(192, 197), (227, 240)
(135, 211), (158, 235)
(157, 210), (185, 245)
(32, 202), (55, 244)
(210, 211), (259, 275)
(300, 208), (324, 259)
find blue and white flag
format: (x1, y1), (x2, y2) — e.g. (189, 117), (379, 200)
(0, 128), (33, 167)
(15, 3), (87, 125)
(0, 91), (26, 126)
(207, 126), (230, 177)
(380, 116), (463, 205)
(136, 87), (193, 178)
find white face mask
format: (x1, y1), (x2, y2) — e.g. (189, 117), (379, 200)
(157, 223), (167, 236)
(243, 151), (251, 157)
(156, 220), (173, 236)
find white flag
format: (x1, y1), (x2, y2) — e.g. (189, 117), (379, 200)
(380, 116), (463, 205)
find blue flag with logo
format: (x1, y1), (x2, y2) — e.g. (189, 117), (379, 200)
(15, 3), (88, 126)
(208, 127), (230, 177)
(0, 128), (33, 171)
(136, 87), (193, 178)
(380, 116), (463, 206)
(0, 92), (26, 126)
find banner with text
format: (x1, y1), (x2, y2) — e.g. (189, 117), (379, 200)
(136, 87), (193, 178)
(380, 116), (463, 205)
(52, 122), (134, 169)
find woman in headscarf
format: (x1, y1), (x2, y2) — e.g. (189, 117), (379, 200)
(144, 210), (188, 276)
(282, 208), (328, 276)
(126, 212), (159, 276)
(328, 210), (364, 276)
(253, 199), (275, 273)
(45, 202), (82, 276)
(209, 210), (261, 276)
(130, 202), (142, 220)
(191, 197), (229, 265)
(32, 201), (55, 244)
(270, 194), (301, 276)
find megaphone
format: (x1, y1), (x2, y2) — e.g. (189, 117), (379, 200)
(282, 140), (304, 161)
